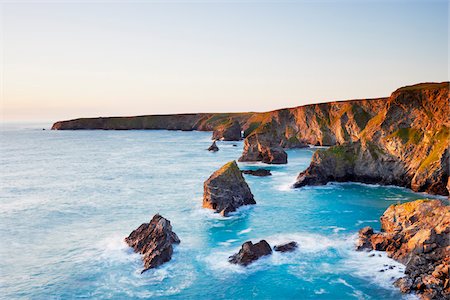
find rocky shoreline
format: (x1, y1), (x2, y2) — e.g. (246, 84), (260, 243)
(357, 200), (449, 299)
(52, 82), (449, 196)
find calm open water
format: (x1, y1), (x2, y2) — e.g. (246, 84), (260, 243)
(1, 123), (438, 299)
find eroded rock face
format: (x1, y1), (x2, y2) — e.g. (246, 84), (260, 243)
(207, 140), (219, 152)
(239, 129), (288, 164)
(203, 161), (256, 216)
(125, 214), (180, 273)
(212, 120), (242, 141)
(229, 240), (272, 266)
(242, 169), (272, 176)
(356, 199), (450, 299)
(274, 241), (298, 252)
(294, 83), (449, 196)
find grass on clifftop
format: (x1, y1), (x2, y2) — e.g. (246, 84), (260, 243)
(396, 82), (449, 92)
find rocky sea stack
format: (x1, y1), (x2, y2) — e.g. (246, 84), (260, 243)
(207, 140), (219, 152)
(203, 160), (255, 216)
(125, 214), (180, 273)
(229, 240), (272, 266)
(356, 199), (450, 299)
(212, 120), (242, 141)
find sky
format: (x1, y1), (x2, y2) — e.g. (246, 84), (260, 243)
(0, 0), (448, 122)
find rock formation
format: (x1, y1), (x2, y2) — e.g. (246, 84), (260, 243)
(207, 140), (219, 152)
(212, 120), (242, 141)
(356, 199), (449, 299)
(241, 169), (272, 176)
(125, 214), (180, 273)
(229, 240), (272, 266)
(295, 83), (449, 196)
(274, 241), (298, 252)
(203, 161), (255, 216)
(51, 82), (449, 195)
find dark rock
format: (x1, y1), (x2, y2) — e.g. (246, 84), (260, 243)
(207, 140), (219, 152)
(241, 169), (272, 177)
(203, 160), (255, 216)
(229, 240), (272, 266)
(274, 241), (298, 252)
(212, 120), (242, 141)
(356, 226), (374, 251)
(125, 214), (180, 273)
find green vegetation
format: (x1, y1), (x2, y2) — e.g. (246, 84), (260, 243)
(244, 122), (261, 137)
(418, 126), (449, 172)
(389, 128), (423, 145)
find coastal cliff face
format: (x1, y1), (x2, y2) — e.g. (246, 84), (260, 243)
(357, 199), (450, 299)
(52, 82), (449, 194)
(294, 83), (449, 195)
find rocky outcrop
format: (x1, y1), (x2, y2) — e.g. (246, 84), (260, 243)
(229, 240), (272, 266)
(51, 82), (448, 195)
(125, 214), (180, 273)
(295, 83), (449, 196)
(242, 169), (272, 176)
(356, 199), (450, 299)
(203, 161), (256, 216)
(212, 120), (242, 141)
(274, 241), (298, 252)
(207, 140), (219, 152)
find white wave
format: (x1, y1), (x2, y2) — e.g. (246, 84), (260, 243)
(238, 228), (252, 235)
(342, 250), (406, 290)
(322, 226), (347, 233)
(355, 219), (379, 226)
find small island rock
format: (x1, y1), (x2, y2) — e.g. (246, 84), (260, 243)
(203, 160), (256, 216)
(207, 140), (219, 152)
(274, 241), (298, 252)
(125, 214), (180, 273)
(242, 169), (272, 177)
(229, 240), (272, 266)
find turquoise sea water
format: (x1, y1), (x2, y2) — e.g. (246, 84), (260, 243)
(0, 123), (440, 299)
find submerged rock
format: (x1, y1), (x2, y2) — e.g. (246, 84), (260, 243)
(125, 214), (180, 273)
(207, 140), (219, 152)
(203, 160), (255, 216)
(356, 199), (450, 299)
(241, 169), (272, 177)
(274, 241), (298, 252)
(229, 240), (272, 266)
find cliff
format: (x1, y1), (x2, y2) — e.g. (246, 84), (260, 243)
(357, 199), (449, 299)
(294, 82), (449, 195)
(52, 82), (449, 195)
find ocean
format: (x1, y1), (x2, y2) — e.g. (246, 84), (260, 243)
(1, 123), (436, 299)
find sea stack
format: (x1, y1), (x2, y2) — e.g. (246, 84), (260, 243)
(207, 140), (219, 152)
(203, 160), (255, 216)
(356, 199), (450, 299)
(212, 120), (242, 141)
(229, 240), (272, 266)
(125, 214), (180, 273)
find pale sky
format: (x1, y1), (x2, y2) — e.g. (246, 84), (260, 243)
(1, 0), (448, 122)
